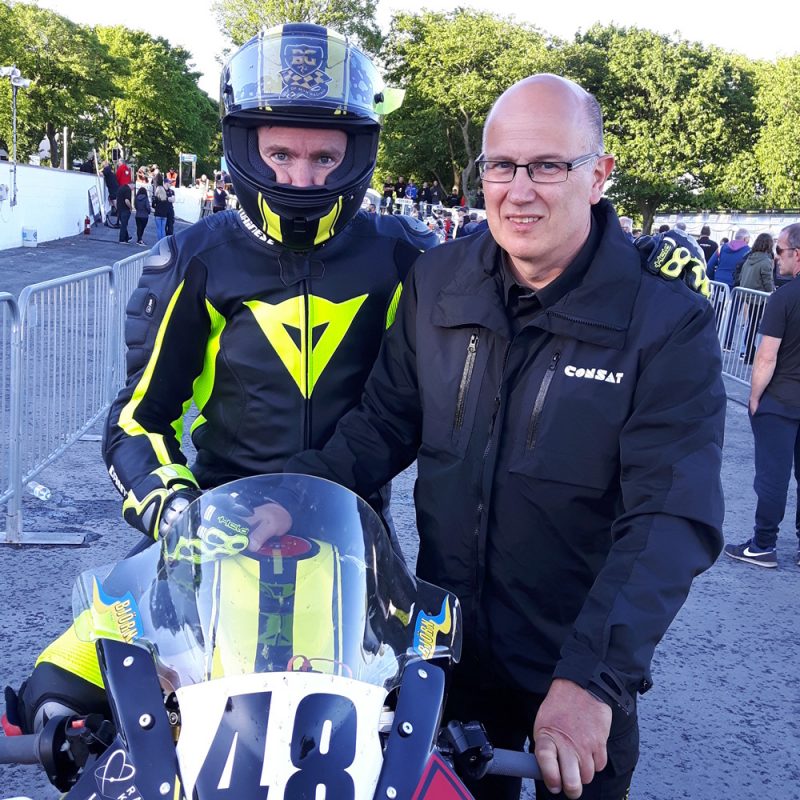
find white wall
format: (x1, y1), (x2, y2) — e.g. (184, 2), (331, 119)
(0, 162), (100, 250)
(173, 186), (204, 224)
(653, 211), (800, 242)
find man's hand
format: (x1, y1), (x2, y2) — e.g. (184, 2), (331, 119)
(636, 231), (711, 299)
(246, 502), (293, 552)
(533, 678), (612, 799)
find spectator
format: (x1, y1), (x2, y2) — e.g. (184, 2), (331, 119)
(430, 179), (442, 206)
(445, 185), (460, 208)
(116, 181), (133, 244)
(115, 160), (132, 190)
(736, 233), (776, 365)
(133, 186), (151, 245)
(697, 224), (718, 264)
(367, 203), (377, 214)
(395, 175), (407, 199)
(462, 211), (483, 237)
(725, 223), (800, 568)
(419, 181), (432, 217)
(708, 227), (750, 289)
(674, 221), (687, 232)
(658, 224), (670, 233)
(101, 160), (119, 225)
(632, 228), (642, 238)
(288, 73), (724, 800)
(381, 177), (394, 214)
(163, 178), (176, 236)
(211, 179), (228, 213)
(453, 206), (470, 238)
(474, 188), (485, 209)
(152, 184), (170, 240)
(619, 215), (635, 242)
(166, 167), (178, 184)
(406, 179), (418, 206)
(9, 23), (438, 739)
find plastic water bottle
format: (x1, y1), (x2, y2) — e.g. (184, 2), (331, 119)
(26, 481), (51, 501)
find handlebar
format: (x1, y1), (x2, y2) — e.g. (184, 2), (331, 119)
(485, 747), (542, 780)
(0, 732), (42, 765)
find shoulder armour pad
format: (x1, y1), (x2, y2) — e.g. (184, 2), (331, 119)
(141, 236), (174, 271)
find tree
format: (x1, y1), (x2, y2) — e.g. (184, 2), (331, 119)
(0, 1), (117, 167)
(563, 25), (759, 231)
(379, 10), (554, 200)
(752, 56), (800, 208)
(96, 27), (220, 172)
(212, 0), (381, 53)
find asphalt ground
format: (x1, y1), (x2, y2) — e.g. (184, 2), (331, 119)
(1, 228), (798, 799)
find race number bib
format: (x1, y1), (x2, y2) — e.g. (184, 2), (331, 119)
(176, 672), (387, 799)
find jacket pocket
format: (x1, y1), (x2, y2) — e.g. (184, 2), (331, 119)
(510, 445), (619, 492)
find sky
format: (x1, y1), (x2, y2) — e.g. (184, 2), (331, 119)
(34, 0), (799, 99)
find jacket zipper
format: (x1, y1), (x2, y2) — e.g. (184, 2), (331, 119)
(471, 343), (509, 624)
(526, 350), (561, 450)
(453, 330), (479, 431)
(303, 286), (312, 449)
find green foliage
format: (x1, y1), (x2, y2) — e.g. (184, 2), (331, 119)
(0, 1), (118, 166)
(378, 10), (554, 198)
(0, 2), (219, 173)
(753, 57), (800, 208)
(563, 25), (759, 231)
(211, 0), (381, 53)
(96, 26), (219, 171)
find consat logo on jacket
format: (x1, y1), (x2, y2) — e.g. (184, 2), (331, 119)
(564, 365), (624, 384)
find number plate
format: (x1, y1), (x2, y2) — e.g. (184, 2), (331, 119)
(176, 672), (387, 799)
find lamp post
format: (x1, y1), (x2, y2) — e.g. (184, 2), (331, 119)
(0, 66), (32, 207)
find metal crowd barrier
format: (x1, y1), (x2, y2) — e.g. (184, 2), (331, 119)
(1, 252), (147, 545)
(0, 295), (21, 519)
(716, 286), (772, 385)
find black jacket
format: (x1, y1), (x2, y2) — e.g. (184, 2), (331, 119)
(289, 199), (725, 707)
(103, 209), (435, 535)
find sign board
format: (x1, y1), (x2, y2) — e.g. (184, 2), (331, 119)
(88, 185), (102, 221)
(179, 153), (197, 163)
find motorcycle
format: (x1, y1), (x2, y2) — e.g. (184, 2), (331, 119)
(0, 474), (540, 799)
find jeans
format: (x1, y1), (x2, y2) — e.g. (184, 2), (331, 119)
(135, 216), (147, 242)
(750, 393), (800, 548)
(155, 215), (167, 240)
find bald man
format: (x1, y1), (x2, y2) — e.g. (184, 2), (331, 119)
(289, 75), (725, 799)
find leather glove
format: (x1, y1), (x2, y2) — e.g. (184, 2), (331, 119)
(158, 487), (203, 539)
(635, 231), (711, 299)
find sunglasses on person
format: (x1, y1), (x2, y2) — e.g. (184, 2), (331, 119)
(775, 245), (798, 256)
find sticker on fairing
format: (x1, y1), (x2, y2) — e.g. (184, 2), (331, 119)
(413, 598), (452, 660)
(88, 578), (143, 644)
(175, 672), (386, 799)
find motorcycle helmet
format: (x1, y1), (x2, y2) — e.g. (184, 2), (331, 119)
(221, 23), (388, 250)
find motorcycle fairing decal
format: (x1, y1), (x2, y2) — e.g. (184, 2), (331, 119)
(244, 293), (369, 398)
(411, 753), (472, 800)
(413, 598), (452, 660)
(92, 746), (142, 799)
(89, 578), (144, 644)
(175, 672), (386, 799)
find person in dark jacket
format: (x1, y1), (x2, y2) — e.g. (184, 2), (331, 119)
(101, 159), (119, 224)
(116, 181), (132, 243)
(697, 224), (718, 264)
(287, 74), (724, 800)
(163, 177), (176, 236)
(9, 23), (435, 739)
(133, 185), (150, 245)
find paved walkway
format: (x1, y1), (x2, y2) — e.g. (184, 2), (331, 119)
(0, 218), (191, 298)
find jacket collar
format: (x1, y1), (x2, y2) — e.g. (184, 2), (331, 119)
(432, 199), (641, 349)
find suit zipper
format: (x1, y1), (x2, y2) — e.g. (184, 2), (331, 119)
(526, 350), (561, 450)
(303, 286), (311, 449)
(454, 330), (479, 431)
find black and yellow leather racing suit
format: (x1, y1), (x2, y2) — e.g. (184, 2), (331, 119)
(104, 207), (435, 538)
(5, 208), (434, 733)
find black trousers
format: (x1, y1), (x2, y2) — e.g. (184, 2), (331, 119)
(118, 208), (131, 242)
(444, 666), (638, 800)
(135, 216), (148, 242)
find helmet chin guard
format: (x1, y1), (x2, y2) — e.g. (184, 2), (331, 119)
(221, 24), (389, 250)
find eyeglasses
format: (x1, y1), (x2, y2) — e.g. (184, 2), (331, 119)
(775, 245), (798, 256)
(476, 152), (600, 184)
